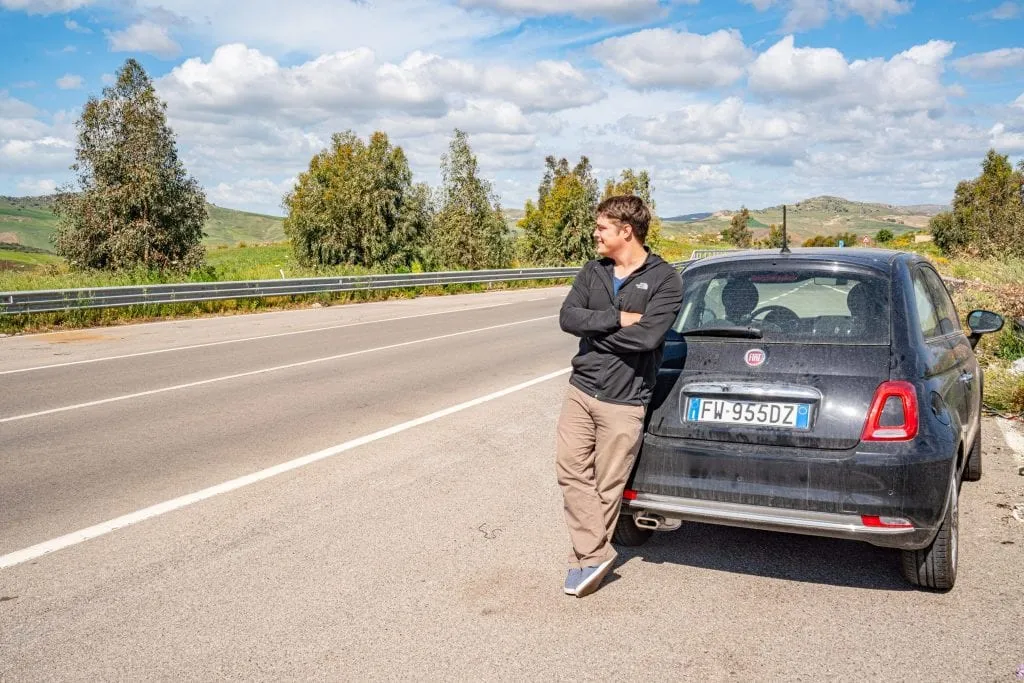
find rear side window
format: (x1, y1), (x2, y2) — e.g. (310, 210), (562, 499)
(912, 271), (941, 338)
(921, 267), (960, 335)
(672, 265), (891, 344)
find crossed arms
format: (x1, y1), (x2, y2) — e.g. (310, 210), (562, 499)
(559, 266), (683, 354)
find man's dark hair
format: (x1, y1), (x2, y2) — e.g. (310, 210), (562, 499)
(596, 195), (651, 244)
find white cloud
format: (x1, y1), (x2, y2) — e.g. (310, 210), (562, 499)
(64, 18), (91, 32)
(471, 60), (604, 112)
(749, 36), (955, 114)
(0, 96), (77, 183)
(0, 92), (38, 119)
(659, 165), (733, 193)
(990, 122), (1024, 153)
(782, 0), (831, 31)
(953, 47), (1024, 76)
(380, 100), (539, 139)
(1014, 93), (1024, 109)
(157, 44), (603, 118)
(121, 0), (513, 62)
(55, 74), (83, 89)
(457, 0), (689, 20)
(101, 73), (116, 85)
(207, 177), (294, 213)
(743, 0), (910, 32)
(620, 97), (808, 165)
(748, 35), (848, 96)
(151, 45), (596, 204)
(833, 0), (911, 24)
(0, 137), (75, 172)
(106, 21), (181, 59)
(593, 28), (752, 89)
(16, 177), (58, 195)
(0, 0), (90, 13)
(973, 1), (1021, 20)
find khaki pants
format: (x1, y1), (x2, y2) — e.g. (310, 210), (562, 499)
(555, 384), (645, 570)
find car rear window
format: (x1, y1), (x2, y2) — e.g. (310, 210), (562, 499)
(671, 264), (891, 345)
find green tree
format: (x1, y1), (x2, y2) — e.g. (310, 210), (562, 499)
(721, 208), (752, 247)
(283, 130), (431, 270)
(53, 58), (207, 271)
(876, 228), (895, 244)
(602, 168), (663, 251)
(766, 223), (785, 249)
(426, 130), (512, 270)
(931, 149), (1024, 257)
(519, 156), (599, 265)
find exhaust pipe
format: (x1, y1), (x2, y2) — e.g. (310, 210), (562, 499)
(634, 512), (683, 531)
(634, 513), (663, 529)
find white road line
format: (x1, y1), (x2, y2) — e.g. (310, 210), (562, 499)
(997, 418), (1024, 466)
(764, 281), (812, 303)
(0, 366), (571, 570)
(0, 315), (556, 424)
(1, 300), (533, 376)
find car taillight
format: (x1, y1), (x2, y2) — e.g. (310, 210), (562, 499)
(861, 515), (914, 529)
(622, 489), (638, 500)
(861, 381), (919, 441)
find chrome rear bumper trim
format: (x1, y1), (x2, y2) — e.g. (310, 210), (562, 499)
(625, 493), (914, 535)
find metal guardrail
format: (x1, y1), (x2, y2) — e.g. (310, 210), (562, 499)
(1, 262), (692, 315)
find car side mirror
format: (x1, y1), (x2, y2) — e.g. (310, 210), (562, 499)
(967, 309), (1004, 349)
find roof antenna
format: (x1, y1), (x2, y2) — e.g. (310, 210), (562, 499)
(780, 204), (791, 254)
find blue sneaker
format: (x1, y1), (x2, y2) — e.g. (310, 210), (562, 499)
(574, 557), (615, 598)
(564, 568), (583, 595)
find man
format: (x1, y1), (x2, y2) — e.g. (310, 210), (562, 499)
(556, 195), (684, 598)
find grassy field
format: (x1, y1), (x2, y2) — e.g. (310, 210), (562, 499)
(0, 195), (285, 250)
(0, 242), (343, 293)
(0, 202), (60, 251)
(0, 247), (64, 269)
(204, 205), (287, 246)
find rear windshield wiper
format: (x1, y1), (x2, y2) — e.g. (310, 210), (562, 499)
(678, 325), (764, 339)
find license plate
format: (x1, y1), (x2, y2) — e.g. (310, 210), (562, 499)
(686, 397), (811, 429)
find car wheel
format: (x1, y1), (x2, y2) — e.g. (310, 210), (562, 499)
(612, 514), (654, 547)
(900, 476), (958, 591)
(963, 429), (982, 482)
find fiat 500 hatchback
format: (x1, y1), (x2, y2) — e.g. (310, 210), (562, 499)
(617, 248), (1004, 590)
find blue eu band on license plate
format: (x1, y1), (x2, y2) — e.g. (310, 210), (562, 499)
(686, 397), (811, 429)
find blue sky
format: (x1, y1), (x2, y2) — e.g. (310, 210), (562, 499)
(1, 0), (1022, 216)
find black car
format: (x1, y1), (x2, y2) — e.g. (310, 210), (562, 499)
(617, 248), (1004, 590)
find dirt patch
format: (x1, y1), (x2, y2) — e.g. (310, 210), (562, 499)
(35, 331), (113, 344)
(881, 215), (931, 229)
(0, 259), (32, 272)
(0, 232), (21, 243)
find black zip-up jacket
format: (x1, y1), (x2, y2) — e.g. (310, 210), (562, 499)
(560, 251), (683, 406)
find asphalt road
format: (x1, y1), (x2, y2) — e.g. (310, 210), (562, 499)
(1, 288), (1022, 681)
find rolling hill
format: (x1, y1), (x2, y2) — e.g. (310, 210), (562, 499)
(661, 195), (947, 243)
(0, 195), (286, 252)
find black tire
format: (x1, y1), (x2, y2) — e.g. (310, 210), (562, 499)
(963, 429), (982, 482)
(900, 477), (958, 591)
(612, 514), (653, 547)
